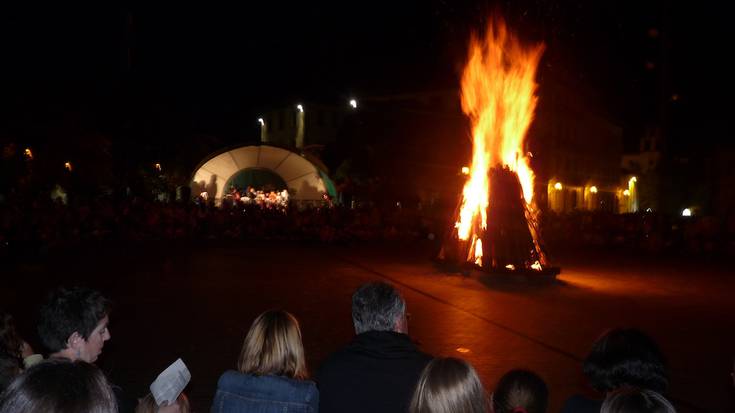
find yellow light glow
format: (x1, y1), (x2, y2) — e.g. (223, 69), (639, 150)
(629, 176), (637, 184)
(531, 261), (543, 271)
(623, 189), (630, 196)
(155, 163), (161, 171)
(505, 264), (516, 270)
(590, 185), (598, 194)
(258, 118), (264, 126)
(296, 104), (304, 112)
(455, 347), (471, 353)
(461, 166), (470, 175)
(24, 148), (33, 159)
(554, 182), (562, 190)
(64, 162), (72, 171)
(349, 99), (357, 108)
(682, 208), (692, 217)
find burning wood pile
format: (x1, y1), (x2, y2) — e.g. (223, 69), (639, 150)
(439, 18), (559, 277)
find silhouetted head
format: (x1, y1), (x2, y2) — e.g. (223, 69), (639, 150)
(0, 359), (116, 413)
(601, 388), (676, 413)
(409, 357), (489, 413)
(238, 310), (308, 380)
(492, 369), (548, 413)
(583, 328), (668, 393)
(352, 282), (407, 334)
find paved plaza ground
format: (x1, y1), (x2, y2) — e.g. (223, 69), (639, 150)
(3, 240), (734, 412)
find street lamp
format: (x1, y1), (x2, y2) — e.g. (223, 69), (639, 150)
(349, 99), (357, 109)
(258, 118), (264, 126)
(296, 104), (303, 113)
(589, 185), (598, 194)
(554, 182), (562, 191)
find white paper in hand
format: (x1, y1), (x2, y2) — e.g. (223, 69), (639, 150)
(150, 358), (191, 406)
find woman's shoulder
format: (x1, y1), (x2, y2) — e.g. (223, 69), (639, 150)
(217, 370), (316, 391)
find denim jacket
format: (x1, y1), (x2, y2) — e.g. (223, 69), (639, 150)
(211, 370), (319, 413)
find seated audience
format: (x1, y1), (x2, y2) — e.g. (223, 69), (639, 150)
(0, 358), (117, 413)
(409, 357), (489, 413)
(211, 310), (318, 412)
(562, 328), (668, 413)
(317, 281), (432, 413)
(491, 369), (548, 413)
(601, 388), (676, 413)
(135, 392), (190, 413)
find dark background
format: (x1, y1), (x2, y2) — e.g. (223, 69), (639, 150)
(1, 1), (731, 154)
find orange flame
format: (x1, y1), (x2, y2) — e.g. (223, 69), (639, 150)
(456, 18), (544, 259)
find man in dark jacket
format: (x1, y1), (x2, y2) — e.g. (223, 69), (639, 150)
(317, 281), (432, 413)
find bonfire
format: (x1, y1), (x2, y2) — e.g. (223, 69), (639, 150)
(440, 18), (558, 277)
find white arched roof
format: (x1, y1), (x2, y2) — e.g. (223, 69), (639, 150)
(191, 145), (327, 202)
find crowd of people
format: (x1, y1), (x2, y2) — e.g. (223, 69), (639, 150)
(542, 210), (735, 256)
(218, 186), (291, 209)
(0, 283), (693, 413)
(2, 192), (734, 262)
(0, 195), (429, 259)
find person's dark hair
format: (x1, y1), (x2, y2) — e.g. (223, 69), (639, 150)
(37, 287), (112, 353)
(352, 282), (406, 334)
(601, 388), (676, 413)
(492, 369), (548, 413)
(0, 358), (117, 413)
(0, 354), (22, 393)
(409, 357), (488, 413)
(583, 328), (668, 393)
(0, 312), (23, 359)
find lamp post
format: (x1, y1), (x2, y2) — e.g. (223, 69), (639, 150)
(258, 117), (268, 143)
(295, 104), (305, 148)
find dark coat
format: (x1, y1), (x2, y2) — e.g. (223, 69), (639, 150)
(316, 331), (432, 413)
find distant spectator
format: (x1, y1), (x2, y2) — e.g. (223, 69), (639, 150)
(212, 310), (318, 412)
(492, 369), (548, 413)
(562, 328), (668, 413)
(317, 281), (432, 413)
(601, 388), (676, 413)
(135, 392), (190, 413)
(409, 357), (488, 413)
(0, 358), (117, 413)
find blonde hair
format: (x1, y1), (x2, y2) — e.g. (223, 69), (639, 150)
(237, 310), (308, 380)
(409, 357), (489, 413)
(135, 393), (190, 413)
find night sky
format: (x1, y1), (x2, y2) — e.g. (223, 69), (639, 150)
(0, 2), (731, 152)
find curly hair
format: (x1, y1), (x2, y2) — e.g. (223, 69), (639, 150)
(37, 287), (112, 353)
(583, 328), (668, 393)
(352, 282), (406, 334)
